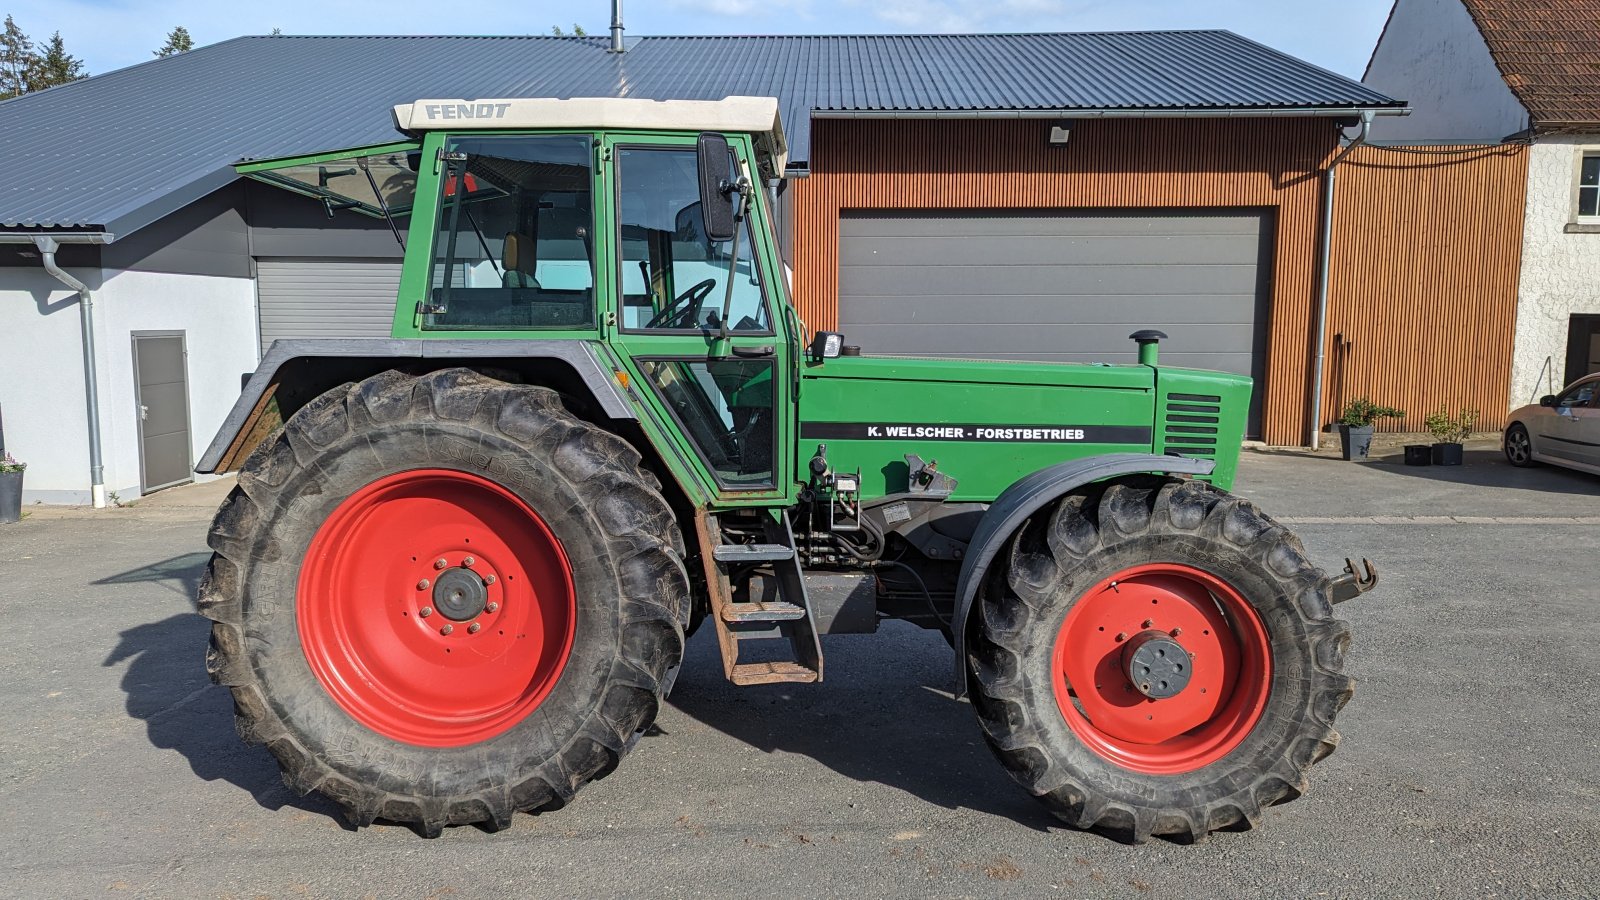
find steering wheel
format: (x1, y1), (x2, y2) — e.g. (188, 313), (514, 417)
(645, 278), (719, 330)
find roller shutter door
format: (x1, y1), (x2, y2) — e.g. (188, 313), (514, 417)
(837, 210), (1270, 437)
(255, 258), (403, 354)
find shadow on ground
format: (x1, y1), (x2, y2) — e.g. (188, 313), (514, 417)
(666, 625), (1057, 830)
(99, 554), (342, 825)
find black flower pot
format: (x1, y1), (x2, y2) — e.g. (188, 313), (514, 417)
(1336, 424), (1374, 461)
(1430, 442), (1464, 466)
(0, 470), (21, 525)
(1404, 445), (1432, 466)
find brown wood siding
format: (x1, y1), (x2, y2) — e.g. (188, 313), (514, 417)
(1324, 144), (1528, 434)
(789, 119), (1528, 445)
(790, 117), (1336, 446)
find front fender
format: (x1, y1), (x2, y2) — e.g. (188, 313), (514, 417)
(950, 453), (1215, 696)
(196, 339), (633, 474)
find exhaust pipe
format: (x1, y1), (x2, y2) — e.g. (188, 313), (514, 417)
(610, 0), (624, 52)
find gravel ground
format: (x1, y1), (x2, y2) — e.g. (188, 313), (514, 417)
(0, 449), (1596, 899)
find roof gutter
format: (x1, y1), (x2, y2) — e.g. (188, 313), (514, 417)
(1308, 111), (1375, 450)
(30, 235), (108, 508)
(0, 232), (113, 244)
(812, 106), (1411, 120)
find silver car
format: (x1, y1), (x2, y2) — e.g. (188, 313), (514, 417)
(1504, 374), (1600, 475)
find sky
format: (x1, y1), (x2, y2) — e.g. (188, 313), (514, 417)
(4, 0), (1396, 82)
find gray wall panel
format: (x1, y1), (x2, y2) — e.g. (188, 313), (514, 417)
(837, 209), (1270, 436)
(104, 183), (251, 278)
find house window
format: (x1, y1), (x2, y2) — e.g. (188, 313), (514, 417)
(1580, 155), (1600, 219)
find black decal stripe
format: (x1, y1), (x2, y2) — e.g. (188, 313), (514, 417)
(1546, 434), (1600, 448)
(799, 422), (1153, 444)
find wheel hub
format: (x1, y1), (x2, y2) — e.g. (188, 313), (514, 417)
(1122, 629), (1191, 699)
(432, 567), (488, 621)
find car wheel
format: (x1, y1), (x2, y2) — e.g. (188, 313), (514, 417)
(1504, 423), (1535, 467)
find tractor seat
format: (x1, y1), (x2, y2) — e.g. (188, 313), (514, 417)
(502, 232), (539, 289)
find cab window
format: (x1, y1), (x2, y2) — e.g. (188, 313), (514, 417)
(616, 146), (770, 333)
(424, 134), (595, 330)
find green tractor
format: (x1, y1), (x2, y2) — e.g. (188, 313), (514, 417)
(198, 96), (1376, 842)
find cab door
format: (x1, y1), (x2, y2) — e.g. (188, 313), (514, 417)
(601, 133), (794, 506)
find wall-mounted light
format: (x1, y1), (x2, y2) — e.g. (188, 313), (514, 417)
(1048, 120), (1073, 146)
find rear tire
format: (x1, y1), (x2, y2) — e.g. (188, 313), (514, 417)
(200, 368), (689, 836)
(966, 477), (1353, 843)
(1504, 423), (1535, 467)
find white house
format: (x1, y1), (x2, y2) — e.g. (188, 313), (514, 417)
(1366, 0), (1600, 405)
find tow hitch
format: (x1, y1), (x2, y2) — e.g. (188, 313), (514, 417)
(1329, 558), (1379, 603)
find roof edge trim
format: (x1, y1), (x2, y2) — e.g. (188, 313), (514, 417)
(812, 106), (1411, 120)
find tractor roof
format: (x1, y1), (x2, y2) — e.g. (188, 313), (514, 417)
(392, 96), (788, 174)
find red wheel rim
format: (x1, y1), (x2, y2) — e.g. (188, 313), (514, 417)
(1050, 563), (1271, 775)
(298, 469), (575, 748)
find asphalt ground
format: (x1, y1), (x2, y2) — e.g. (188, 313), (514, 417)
(1, 444), (1597, 899)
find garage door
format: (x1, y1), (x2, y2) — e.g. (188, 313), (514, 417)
(838, 210), (1270, 436)
(255, 258), (403, 354)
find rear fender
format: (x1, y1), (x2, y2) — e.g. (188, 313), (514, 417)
(197, 339), (634, 474)
(950, 453), (1216, 696)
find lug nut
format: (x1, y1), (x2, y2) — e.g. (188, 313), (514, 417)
(417, 578), (430, 590)
(1142, 619), (1154, 629)
(462, 556), (476, 567)
(1170, 627), (1182, 637)
(486, 602), (500, 613)
(1115, 632), (1128, 642)
(468, 623), (481, 634)
(484, 574), (497, 585)
(419, 607), (433, 618)
(440, 624), (454, 635)
(434, 558), (449, 570)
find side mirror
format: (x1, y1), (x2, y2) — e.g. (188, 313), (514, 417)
(696, 132), (736, 243)
(1540, 395), (1557, 407)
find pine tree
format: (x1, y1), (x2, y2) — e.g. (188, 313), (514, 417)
(154, 26), (194, 58)
(550, 24), (587, 36)
(26, 31), (86, 92)
(0, 15), (35, 99)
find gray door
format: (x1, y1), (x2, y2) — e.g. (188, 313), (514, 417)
(837, 210), (1271, 436)
(255, 258), (403, 353)
(132, 332), (192, 493)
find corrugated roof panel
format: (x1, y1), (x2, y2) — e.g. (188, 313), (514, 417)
(0, 31), (1400, 233)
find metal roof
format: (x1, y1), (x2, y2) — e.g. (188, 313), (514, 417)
(0, 32), (1402, 236)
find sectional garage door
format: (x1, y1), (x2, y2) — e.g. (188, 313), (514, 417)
(255, 258), (404, 354)
(837, 210), (1271, 436)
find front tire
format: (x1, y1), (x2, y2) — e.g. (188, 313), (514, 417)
(1504, 423), (1535, 467)
(200, 368), (689, 836)
(967, 477), (1353, 842)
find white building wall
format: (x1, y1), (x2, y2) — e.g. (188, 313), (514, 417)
(1363, 0), (1529, 142)
(1511, 136), (1600, 403)
(0, 266), (257, 504)
(0, 266), (100, 503)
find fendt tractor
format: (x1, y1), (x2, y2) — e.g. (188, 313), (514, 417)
(196, 96), (1379, 843)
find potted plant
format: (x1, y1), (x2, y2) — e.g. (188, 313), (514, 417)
(1334, 398), (1404, 461)
(1424, 408), (1478, 466)
(0, 453), (23, 525)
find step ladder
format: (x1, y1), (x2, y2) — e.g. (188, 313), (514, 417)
(694, 509), (824, 686)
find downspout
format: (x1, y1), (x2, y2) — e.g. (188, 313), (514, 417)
(1308, 111), (1374, 450)
(34, 236), (107, 508)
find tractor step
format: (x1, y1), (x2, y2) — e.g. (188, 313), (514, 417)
(730, 661), (821, 685)
(712, 543), (795, 562)
(695, 510), (825, 686)
(721, 600), (807, 622)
